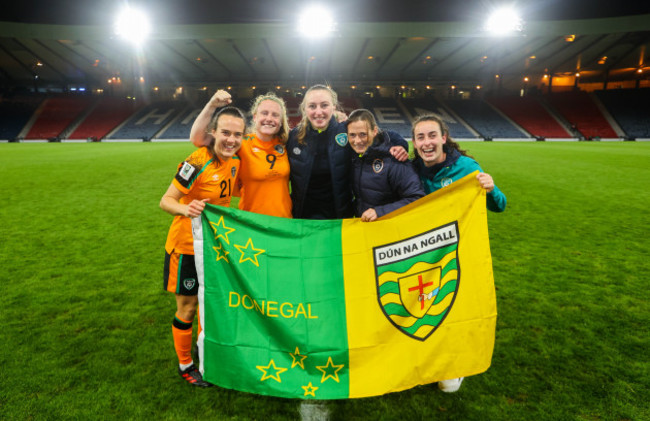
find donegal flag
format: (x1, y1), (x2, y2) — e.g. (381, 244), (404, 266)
(192, 171), (497, 399)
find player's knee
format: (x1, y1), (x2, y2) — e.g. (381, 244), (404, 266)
(176, 297), (198, 321)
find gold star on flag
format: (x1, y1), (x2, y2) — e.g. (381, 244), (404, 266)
(302, 382), (319, 397)
(290, 347), (308, 369)
(234, 238), (265, 267)
(316, 356), (344, 383)
(256, 359), (287, 383)
(209, 216), (235, 245)
(212, 243), (229, 263)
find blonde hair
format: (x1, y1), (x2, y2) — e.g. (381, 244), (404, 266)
(250, 92), (290, 144)
(296, 84), (339, 145)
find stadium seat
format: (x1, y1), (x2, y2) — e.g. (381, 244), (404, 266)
(487, 95), (570, 138)
(546, 91), (617, 139)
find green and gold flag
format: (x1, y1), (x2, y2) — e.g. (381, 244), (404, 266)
(192, 171), (497, 399)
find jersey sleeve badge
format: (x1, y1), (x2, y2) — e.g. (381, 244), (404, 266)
(179, 161), (195, 181)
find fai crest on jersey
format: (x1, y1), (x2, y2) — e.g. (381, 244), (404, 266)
(440, 178), (453, 188)
(372, 159), (384, 173)
(183, 277), (197, 291)
(231, 166), (237, 177)
(274, 145), (285, 154)
(373, 222), (460, 341)
(335, 133), (348, 147)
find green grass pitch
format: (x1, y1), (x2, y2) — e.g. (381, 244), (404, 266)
(0, 141), (648, 420)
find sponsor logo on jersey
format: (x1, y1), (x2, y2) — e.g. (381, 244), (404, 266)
(179, 162), (195, 181)
(252, 147), (261, 153)
(212, 174), (219, 181)
(183, 277), (197, 291)
(335, 133), (348, 147)
(372, 159), (384, 173)
(274, 145), (285, 154)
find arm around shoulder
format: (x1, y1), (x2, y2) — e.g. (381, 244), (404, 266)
(385, 130), (408, 150)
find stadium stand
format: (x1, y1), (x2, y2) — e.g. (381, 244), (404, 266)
(24, 96), (94, 140)
(401, 97), (477, 139)
(0, 95), (43, 141)
(68, 97), (140, 141)
(338, 97), (362, 115)
(107, 100), (188, 140)
(156, 105), (201, 140)
(594, 88), (650, 138)
(444, 99), (529, 138)
(4, 88), (649, 142)
(359, 96), (411, 137)
(156, 97), (253, 140)
(283, 96), (303, 128)
(487, 95), (570, 138)
(546, 91), (617, 139)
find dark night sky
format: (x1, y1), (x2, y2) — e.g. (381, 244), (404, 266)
(1, 0), (649, 25)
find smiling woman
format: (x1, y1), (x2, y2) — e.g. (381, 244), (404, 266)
(346, 108), (424, 222)
(287, 85), (410, 220)
(189, 90), (293, 218)
(159, 106), (246, 387)
(236, 93), (292, 217)
(411, 113), (506, 213)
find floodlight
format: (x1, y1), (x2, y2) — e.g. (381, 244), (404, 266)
(485, 7), (523, 36)
(114, 6), (151, 45)
(298, 5), (336, 38)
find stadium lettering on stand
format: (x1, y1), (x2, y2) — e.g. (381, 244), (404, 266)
(228, 291), (318, 319)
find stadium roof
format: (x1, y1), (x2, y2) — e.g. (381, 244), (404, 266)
(1, 1), (649, 91)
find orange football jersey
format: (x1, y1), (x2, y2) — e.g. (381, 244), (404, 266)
(165, 147), (240, 254)
(237, 134), (292, 218)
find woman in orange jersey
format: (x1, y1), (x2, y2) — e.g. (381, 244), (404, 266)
(160, 106), (246, 387)
(190, 90), (292, 218)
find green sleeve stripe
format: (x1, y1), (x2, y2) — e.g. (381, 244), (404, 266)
(186, 159), (213, 190)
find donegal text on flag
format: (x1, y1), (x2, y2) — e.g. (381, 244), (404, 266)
(192, 171), (497, 399)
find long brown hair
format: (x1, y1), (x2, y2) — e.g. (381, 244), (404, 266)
(295, 84), (339, 145)
(411, 114), (473, 159)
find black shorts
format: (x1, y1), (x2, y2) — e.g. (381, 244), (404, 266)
(163, 251), (199, 296)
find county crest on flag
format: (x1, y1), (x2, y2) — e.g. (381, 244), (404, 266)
(374, 222), (459, 341)
(192, 171), (497, 399)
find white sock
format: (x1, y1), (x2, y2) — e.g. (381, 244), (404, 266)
(179, 361), (194, 371)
